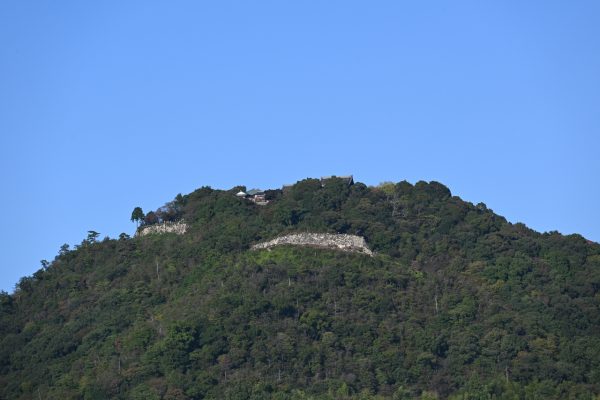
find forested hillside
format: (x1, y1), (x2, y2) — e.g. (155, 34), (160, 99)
(1, 178), (599, 399)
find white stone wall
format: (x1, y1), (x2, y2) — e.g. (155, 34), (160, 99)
(137, 220), (188, 237)
(251, 233), (373, 256)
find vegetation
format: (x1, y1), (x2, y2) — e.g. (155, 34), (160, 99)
(131, 207), (145, 228)
(1, 178), (599, 399)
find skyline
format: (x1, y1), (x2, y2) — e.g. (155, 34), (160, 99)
(1, 1), (599, 292)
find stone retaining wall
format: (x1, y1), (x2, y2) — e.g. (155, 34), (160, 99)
(137, 220), (188, 237)
(251, 233), (373, 256)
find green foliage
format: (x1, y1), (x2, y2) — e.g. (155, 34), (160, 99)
(2, 178), (599, 399)
(87, 230), (100, 243)
(131, 206), (145, 227)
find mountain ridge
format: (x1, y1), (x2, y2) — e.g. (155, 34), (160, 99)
(1, 177), (599, 399)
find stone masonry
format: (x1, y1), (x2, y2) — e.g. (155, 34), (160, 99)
(251, 233), (373, 256)
(137, 220), (188, 237)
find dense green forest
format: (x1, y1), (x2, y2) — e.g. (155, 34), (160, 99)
(1, 178), (599, 399)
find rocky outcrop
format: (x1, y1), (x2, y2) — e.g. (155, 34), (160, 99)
(251, 233), (373, 256)
(137, 220), (188, 237)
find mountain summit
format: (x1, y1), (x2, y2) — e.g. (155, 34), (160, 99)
(2, 178), (599, 399)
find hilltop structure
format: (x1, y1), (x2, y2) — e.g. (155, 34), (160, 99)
(236, 189), (269, 205)
(320, 175), (354, 187)
(282, 174), (354, 190)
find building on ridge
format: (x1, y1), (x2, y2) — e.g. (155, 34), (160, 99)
(320, 175), (354, 187)
(235, 188), (268, 205)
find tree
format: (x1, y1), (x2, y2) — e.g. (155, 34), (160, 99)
(87, 231), (100, 243)
(144, 211), (158, 226)
(59, 244), (70, 256)
(131, 207), (145, 227)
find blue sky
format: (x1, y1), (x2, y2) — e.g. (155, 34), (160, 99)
(1, 1), (599, 292)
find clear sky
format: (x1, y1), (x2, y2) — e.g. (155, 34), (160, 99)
(1, 1), (599, 292)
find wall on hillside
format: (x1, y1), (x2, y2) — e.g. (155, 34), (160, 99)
(137, 220), (188, 237)
(251, 233), (373, 256)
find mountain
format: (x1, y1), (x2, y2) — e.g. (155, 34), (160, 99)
(1, 178), (599, 400)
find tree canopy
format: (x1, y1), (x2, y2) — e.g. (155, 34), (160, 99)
(1, 177), (599, 399)
(131, 207), (145, 227)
